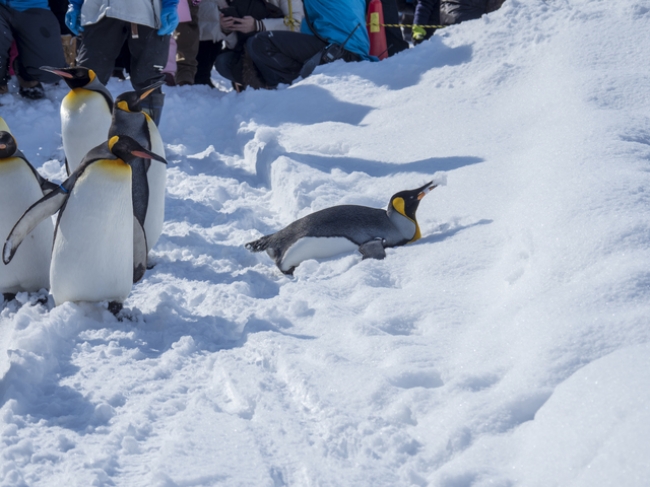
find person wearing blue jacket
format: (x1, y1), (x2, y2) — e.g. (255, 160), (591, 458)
(243, 0), (371, 89)
(65, 0), (180, 125)
(0, 0), (67, 99)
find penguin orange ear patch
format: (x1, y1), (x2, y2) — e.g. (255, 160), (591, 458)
(117, 100), (131, 112)
(108, 135), (120, 150)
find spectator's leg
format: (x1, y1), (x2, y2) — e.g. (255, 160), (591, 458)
(214, 50), (240, 84)
(380, 0), (410, 56)
(77, 17), (130, 85)
(127, 26), (170, 125)
(175, 2), (200, 85)
(127, 26), (169, 92)
(195, 40), (222, 87)
(48, 0), (72, 35)
(0, 8), (14, 89)
(113, 40), (131, 79)
(10, 7), (66, 83)
(246, 31), (325, 88)
(413, 0), (440, 41)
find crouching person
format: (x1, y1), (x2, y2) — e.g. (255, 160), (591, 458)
(242, 0), (372, 89)
(214, 0), (305, 91)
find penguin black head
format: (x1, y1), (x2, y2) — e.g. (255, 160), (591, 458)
(115, 80), (165, 113)
(387, 181), (437, 243)
(108, 136), (167, 165)
(40, 66), (97, 89)
(0, 131), (18, 159)
(389, 181), (437, 221)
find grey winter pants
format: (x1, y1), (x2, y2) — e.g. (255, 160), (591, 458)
(76, 16), (170, 91)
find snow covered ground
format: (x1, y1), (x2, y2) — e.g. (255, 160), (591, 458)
(2, 0), (650, 485)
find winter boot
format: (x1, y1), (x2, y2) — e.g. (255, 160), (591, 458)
(61, 35), (77, 66)
(140, 90), (165, 127)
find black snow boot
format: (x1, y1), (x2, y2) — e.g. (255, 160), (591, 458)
(140, 90), (165, 126)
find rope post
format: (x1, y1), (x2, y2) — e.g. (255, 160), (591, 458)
(367, 0), (388, 60)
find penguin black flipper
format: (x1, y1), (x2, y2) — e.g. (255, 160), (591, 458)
(3, 187), (69, 264)
(130, 158), (150, 228)
(133, 216), (148, 283)
(359, 238), (386, 260)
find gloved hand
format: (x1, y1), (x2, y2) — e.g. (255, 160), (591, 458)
(411, 25), (426, 43)
(157, 4), (179, 36)
(65, 3), (84, 36)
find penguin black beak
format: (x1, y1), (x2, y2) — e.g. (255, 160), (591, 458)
(417, 181), (437, 200)
(40, 66), (73, 78)
(138, 80), (166, 101)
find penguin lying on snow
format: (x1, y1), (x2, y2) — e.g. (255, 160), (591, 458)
(246, 181), (441, 275)
(0, 129), (57, 298)
(3, 136), (166, 310)
(40, 66), (113, 175)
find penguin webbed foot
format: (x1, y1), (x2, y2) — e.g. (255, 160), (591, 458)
(359, 239), (386, 260)
(108, 301), (123, 316)
(281, 266), (296, 276)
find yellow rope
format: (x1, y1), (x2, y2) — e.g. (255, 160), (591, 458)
(382, 23), (447, 29)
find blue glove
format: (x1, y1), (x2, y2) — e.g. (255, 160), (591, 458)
(157, 5), (179, 36)
(65, 3), (84, 36)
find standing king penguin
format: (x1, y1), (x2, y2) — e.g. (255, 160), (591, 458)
(3, 136), (166, 308)
(245, 181), (439, 275)
(40, 66), (114, 175)
(0, 126), (57, 298)
(108, 82), (167, 254)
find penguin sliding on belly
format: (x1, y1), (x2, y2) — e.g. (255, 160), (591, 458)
(40, 66), (114, 175)
(245, 181), (439, 275)
(108, 81), (167, 254)
(0, 129), (57, 298)
(3, 136), (166, 309)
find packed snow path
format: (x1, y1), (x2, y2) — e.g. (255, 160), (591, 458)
(1, 1), (650, 485)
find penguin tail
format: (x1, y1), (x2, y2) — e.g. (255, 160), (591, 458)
(245, 235), (272, 253)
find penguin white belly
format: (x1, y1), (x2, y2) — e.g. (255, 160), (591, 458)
(61, 90), (112, 174)
(0, 159), (53, 293)
(279, 236), (359, 272)
(50, 161), (133, 305)
(143, 119), (166, 251)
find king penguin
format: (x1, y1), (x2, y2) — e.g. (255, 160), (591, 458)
(0, 128), (57, 297)
(41, 66), (114, 175)
(108, 81), (167, 254)
(3, 136), (166, 308)
(245, 181), (438, 275)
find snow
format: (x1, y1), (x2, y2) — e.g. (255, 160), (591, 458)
(2, 0), (650, 485)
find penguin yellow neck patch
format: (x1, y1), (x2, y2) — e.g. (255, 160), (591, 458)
(410, 225), (422, 243)
(393, 197), (421, 243)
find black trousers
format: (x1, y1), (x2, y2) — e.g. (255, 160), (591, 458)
(375, 0), (409, 56)
(76, 17), (169, 91)
(0, 5), (66, 84)
(246, 31), (326, 88)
